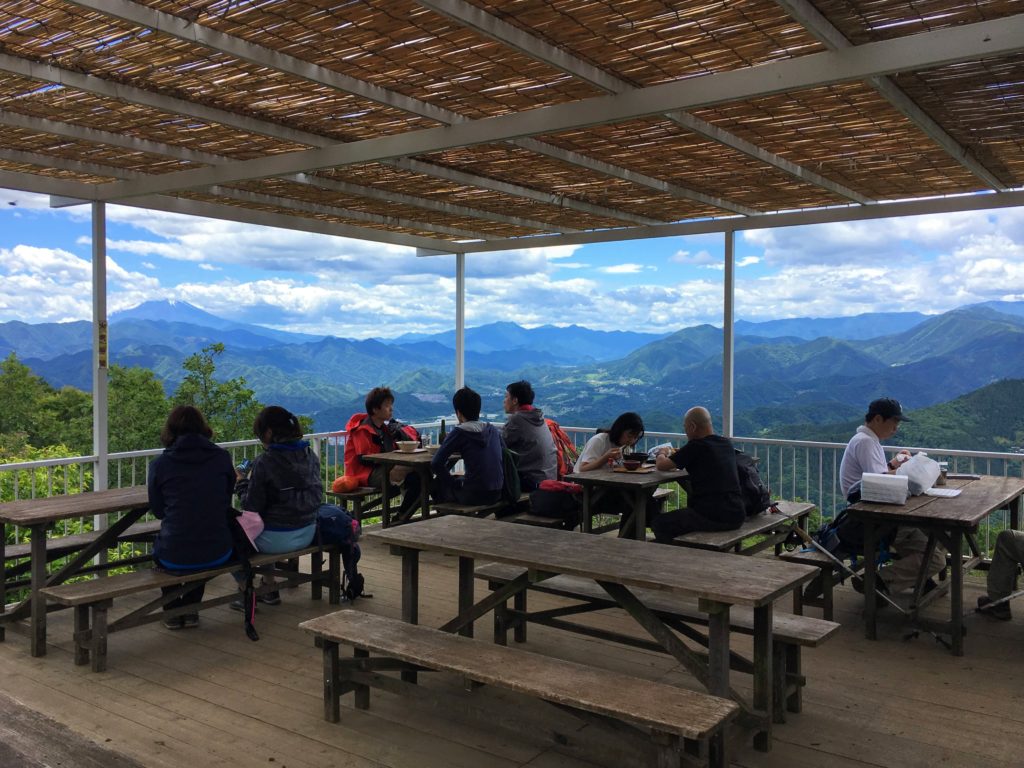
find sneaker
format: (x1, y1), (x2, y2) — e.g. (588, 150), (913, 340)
(257, 590), (281, 606)
(163, 615), (185, 630)
(230, 598), (255, 613)
(181, 613), (200, 629)
(977, 595), (1012, 621)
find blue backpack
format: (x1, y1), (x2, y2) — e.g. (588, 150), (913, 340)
(317, 503), (367, 601)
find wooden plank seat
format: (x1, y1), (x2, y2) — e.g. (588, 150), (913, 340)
(670, 501), (815, 555)
(2, 520), (163, 585)
(432, 492), (530, 520)
(300, 609), (739, 768)
(778, 548), (865, 621)
(41, 544), (340, 672)
(325, 487), (380, 523)
(475, 562), (839, 725)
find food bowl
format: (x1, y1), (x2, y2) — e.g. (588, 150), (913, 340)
(396, 441), (419, 453)
(622, 459), (643, 471)
(624, 452), (649, 463)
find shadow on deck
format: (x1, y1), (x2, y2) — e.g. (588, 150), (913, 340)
(0, 536), (1022, 768)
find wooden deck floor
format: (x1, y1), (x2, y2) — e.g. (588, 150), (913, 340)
(1, 536), (1023, 768)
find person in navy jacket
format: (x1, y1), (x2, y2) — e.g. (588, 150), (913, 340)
(431, 387), (504, 506)
(148, 405), (236, 629)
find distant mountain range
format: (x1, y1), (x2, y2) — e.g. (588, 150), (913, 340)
(3, 299), (1024, 448)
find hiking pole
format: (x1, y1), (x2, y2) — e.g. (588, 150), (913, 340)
(792, 526), (907, 614)
(974, 585), (1024, 614)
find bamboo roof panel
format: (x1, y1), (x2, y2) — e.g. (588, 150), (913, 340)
(179, 188), (467, 240)
(0, 1), (437, 141)
(470, 0), (828, 86)
(144, 0), (603, 119)
(690, 81), (983, 200)
(0, 157), (115, 184)
(0, 75), (310, 160)
(323, 162), (640, 232)
(420, 142), (716, 221)
(814, 0), (1024, 45)
(236, 176), (536, 238)
(0, 124), (200, 175)
(531, 118), (850, 212)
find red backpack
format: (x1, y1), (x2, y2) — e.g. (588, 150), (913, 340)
(545, 418), (580, 480)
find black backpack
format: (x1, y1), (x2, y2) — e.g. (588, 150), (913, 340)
(317, 503), (368, 601)
(735, 450), (771, 517)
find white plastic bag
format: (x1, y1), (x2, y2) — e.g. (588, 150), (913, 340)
(896, 452), (941, 495)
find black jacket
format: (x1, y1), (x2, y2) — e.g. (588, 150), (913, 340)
(148, 433), (236, 568)
(236, 441), (323, 530)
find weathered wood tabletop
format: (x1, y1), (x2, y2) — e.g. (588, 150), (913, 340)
(847, 474), (1024, 655)
(564, 466), (685, 539)
(363, 449), (436, 525)
(0, 486), (152, 657)
(368, 515), (816, 752)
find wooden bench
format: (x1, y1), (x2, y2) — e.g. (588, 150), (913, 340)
(778, 548), (865, 621)
(325, 487), (380, 523)
(300, 609), (738, 768)
(41, 544), (340, 672)
(432, 492), (530, 520)
(2, 520), (163, 587)
(476, 562), (839, 725)
(671, 501), (815, 555)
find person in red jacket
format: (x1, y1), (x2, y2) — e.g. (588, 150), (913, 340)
(343, 386), (422, 517)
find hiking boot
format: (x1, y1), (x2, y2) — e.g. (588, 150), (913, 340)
(977, 595), (1012, 621)
(852, 575), (889, 608)
(230, 598), (256, 613)
(257, 590), (281, 606)
(181, 613), (200, 629)
(163, 615), (185, 630)
(803, 574), (824, 601)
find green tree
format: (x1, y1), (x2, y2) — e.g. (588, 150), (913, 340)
(0, 442), (92, 508)
(35, 386), (93, 454)
(172, 343), (263, 441)
(109, 365), (169, 452)
(0, 352), (53, 441)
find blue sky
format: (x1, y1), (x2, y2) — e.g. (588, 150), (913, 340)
(2, 186), (1023, 338)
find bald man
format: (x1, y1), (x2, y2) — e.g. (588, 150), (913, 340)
(651, 407), (745, 544)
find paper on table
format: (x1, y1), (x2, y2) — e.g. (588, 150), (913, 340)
(924, 487), (962, 498)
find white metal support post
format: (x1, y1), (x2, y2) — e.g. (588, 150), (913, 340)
(455, 253), (465, 389)
(722, 230), (735, 437)
(92, 203), (109, 545)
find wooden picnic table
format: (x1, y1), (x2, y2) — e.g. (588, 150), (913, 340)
(0, 486), (151, 657)
(362, 448), (436, 527)
(563, 465), (686, 539)
(366, 515), (817, 752)
(846, 474), (1024, 655)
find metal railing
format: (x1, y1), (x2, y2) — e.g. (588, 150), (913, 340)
(4, 423), (1022, 540)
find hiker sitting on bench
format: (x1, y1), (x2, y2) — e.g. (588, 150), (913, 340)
(148, 405), (237, 630)
(651, 406), (745, 544)
(234, 406), (322, 608)
(430, 386), (504, 506)
(977, 530), (1024, 621)
(838, 397), (945, 602)
(501, 379), (557, 492)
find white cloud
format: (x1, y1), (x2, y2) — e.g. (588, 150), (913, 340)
(671, 249), (717, 266)
(601, 263), (651, 274)
(737, 256), (760, 267)
(141, 261), (156, 270)
(198, 263), (220, 271)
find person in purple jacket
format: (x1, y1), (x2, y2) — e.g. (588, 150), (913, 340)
(148, 405), (236, 630)
(430, 387), (504, 506)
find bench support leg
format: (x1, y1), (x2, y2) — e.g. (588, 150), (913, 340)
(822, 567), (835, 621)
(458, 556), (474, 638)
(513, 588), (527, 643)
(73, 605), (89, 666)
(400, 548), (419, 684)
(652, 730), (683, 768)
(786, 643), (802, 714)
(311, 551), (323, 601)
(90, 601), (111, 673)
(323, 640), (340, 722)
(353, 648), (370, 710)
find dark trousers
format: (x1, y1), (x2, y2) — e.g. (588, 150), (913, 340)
(160, 583), (205, 613)
(369, 465), (423, 517)
(431, 472), (502, 506)
(651, 507), (742, 544)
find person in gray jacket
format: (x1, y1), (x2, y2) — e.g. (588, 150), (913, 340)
(501, 380), (557, 491)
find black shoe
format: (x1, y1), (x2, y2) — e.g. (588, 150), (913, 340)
(852, 576), (888, 608)
(923, 577), (938, 596)
(803, 574), (824, 601)
(163, 615), (184, 630)
(181, 613), (200, 629)
(257, 590), (281, 606)
(977, 595), (1012, 621)
(230, 598), (256, 613)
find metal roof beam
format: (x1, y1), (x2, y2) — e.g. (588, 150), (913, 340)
(773, 0), (1008, 191)
(457, 189), (1024, 253)
(62, 0), (682, 221)
(87, 14), (1024, 201)
(417, 0), (871, 205)
(0, 147), (489, 240)
(0, 109), (564, 233)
